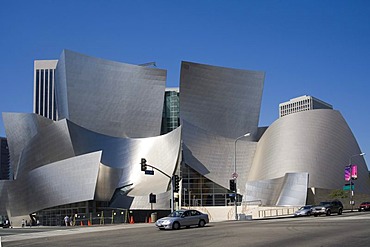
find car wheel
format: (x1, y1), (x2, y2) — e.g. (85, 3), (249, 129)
(314, 214), (318, 217)
(338, 209), (342, 215)
(172, 222), (180, 230)
(198, 220), (206, 227)
(307, 212), (311, 216)
(326, 210), (331, 216)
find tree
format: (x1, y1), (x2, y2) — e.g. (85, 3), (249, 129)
(329, 189), (348, 199)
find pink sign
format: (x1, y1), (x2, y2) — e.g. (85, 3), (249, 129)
(351, 165), (358, 179)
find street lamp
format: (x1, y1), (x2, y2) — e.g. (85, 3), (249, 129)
(349, 152), (365, 211)
(234, 132), (251, 220)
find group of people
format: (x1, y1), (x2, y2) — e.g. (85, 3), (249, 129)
(64, 215), (75, 226)
(21, 219), (30, 227)
(21, 218), (39, 227)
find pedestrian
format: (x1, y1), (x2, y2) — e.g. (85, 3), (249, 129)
(21, 219), (25, 227)
(64, 215), (69, 226)
(70, 215), (74, 226)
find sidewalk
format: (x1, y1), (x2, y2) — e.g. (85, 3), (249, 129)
(0, 223), (154, 243)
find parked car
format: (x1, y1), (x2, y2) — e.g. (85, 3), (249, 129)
(312, 200), (343, 216)
(155, 209), (209, 230)
(294, 205), (313, 217)
(358, 202), (370, 211)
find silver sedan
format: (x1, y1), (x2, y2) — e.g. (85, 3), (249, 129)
(294, 205), (313, 217)
(155, 209), (209, 230)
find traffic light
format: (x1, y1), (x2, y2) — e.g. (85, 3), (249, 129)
(149, 193), (156, 203)
(141, 158), (147, 171)
(173, 175), (180, 193)
(229, 179), (236, 192)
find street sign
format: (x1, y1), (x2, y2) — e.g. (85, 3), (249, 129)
(343, 185), (354, 191)
(232, 172), (238, 179)
(145, 170), (154, 175)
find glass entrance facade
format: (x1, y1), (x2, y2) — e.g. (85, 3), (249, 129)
(181, 164), (239, 207)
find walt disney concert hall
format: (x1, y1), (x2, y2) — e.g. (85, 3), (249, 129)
(1, 50), (369, 224)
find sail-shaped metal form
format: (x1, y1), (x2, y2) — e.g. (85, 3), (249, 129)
(0, 50), (181, 219)
(180, 61), (265, 193)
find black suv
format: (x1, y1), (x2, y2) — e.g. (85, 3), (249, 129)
(312, 200), (343, 216)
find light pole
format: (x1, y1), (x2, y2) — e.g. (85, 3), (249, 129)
(234, 132), (251, 220)
(349, 152), (365, 211)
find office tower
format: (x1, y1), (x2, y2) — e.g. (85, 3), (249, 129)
(33, 60), (58, 120)
(279, 95), (333, 118)
(161, 88), (180, 134)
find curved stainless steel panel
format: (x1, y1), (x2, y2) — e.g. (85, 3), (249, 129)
(55, 50), (167, 138)
(244, 172), (308, 206)
(180, 61), (265, 139)
(182, 119), (256, 193)
(67, 120), (182, 196)
(250, 109), (370, 195)
(7, 151), (102, 217)
(2, 113), (54, 179)
(180, 61), (264, 194)
(17, 119), (75, 176)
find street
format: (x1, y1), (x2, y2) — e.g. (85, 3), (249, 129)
(1, 212), (370, 247)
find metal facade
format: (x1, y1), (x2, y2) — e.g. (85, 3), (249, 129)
(55, 50), (167, 138)
(249, 109), (370, 198)
(180, 61), (265, 195)
(0, 50), (181, 218)
(1, 50), (369, 220)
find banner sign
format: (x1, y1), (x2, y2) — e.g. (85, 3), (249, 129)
(344, 166), (351, 181)
(351, 165), (358, 180)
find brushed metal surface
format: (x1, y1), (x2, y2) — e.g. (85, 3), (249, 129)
(55, 50), (167, 138)
(250, 109), (370, 195)
(180, 61), (264, 194)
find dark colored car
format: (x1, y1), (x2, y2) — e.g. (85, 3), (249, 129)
(312, 200), (343, 216)
(358, 202), (370, 211)
(155, 209), (209, 230)
(2, 219), (11, 228)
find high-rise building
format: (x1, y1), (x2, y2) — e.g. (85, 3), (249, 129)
(0, 137), (10, 180)
(279, 95), (333, 118)
(161, 88), (180, 134)
(33, 60), (58, 120)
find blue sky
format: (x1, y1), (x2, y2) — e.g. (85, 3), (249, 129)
(0, 0), (369, 166)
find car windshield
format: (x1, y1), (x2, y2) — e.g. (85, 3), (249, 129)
(319, 202), (330, 206)
(300, 206), (311, 210)
(168, 210), (184, 217)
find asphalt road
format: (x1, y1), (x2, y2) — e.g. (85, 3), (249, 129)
(1, 212), (370, 247)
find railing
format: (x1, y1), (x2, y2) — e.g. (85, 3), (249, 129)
(257, 207), (299, 218)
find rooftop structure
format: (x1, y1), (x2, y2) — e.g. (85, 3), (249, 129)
(279, 95), (333, 118)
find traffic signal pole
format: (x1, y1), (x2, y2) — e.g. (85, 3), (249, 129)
(140, 158), (176, 212)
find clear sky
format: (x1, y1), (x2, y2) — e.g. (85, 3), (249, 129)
(1, 0), (369, 166)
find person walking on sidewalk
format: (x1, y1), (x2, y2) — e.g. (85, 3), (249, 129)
(64, 215), (69, 226)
